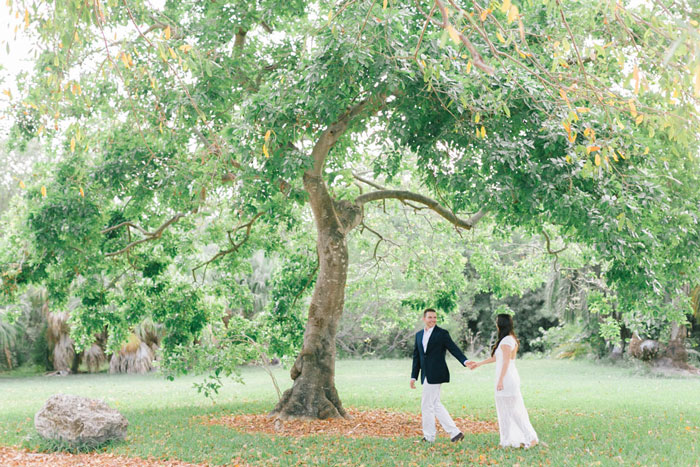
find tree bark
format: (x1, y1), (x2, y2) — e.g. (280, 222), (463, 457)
(664, 321), (689, 367)
(661, 290), (695, 371)
(270, 173), (361, 419)
(270, 94), (481, 419)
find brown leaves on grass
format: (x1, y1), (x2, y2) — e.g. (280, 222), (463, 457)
(0, 446), (212, 467)
(203, 408), (498, 439)
(1, 410), (496, 465)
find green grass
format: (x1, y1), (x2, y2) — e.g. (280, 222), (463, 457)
(1, 358), (699, 466)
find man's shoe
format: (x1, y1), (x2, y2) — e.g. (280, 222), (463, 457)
(451, 432), (464, 443)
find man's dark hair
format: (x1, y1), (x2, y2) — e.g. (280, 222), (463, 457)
(423, 308), (437, 317)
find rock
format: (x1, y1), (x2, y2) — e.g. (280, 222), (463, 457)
(34, 394), (128, 446)
(628, 334), (660, 361)
(639, 340), (660, 361)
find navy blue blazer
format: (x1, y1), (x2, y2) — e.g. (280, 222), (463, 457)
(411, 326), (468, 384)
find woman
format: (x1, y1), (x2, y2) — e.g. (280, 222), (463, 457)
(472, 314), (538, 448)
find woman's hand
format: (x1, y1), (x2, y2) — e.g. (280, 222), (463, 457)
(496, 380), (504, 391)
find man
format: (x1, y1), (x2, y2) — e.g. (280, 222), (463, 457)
(410, 308), (475, 442)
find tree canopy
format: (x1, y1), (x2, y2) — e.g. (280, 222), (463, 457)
(2, 0), (700, 417)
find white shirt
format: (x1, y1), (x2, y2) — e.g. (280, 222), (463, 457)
(422, 326), (434, 352)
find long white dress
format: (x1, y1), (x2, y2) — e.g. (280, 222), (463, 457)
(494, 335), (538, 448)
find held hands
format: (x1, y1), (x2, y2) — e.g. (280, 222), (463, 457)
(465, 361), (478, 370)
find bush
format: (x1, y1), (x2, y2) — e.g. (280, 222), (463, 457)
(30, 322), (51, 369)
(530, 322), (593, 359)
(461, 286), (560, 355)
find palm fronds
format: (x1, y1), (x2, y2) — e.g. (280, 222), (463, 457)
(691, 285), (700, 319)
(0, 310), (17, 369)
(83, 343), (106, 373)
(45, 310), (70, 350)
(109, 333), (156, 374)
(134, 317), (164, 349)
(52, 334), (75, 371)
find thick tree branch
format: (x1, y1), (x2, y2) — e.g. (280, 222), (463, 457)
(309, 94), (388, 177)
(355, 190), (486, 229)
(303, 95), (388, 235)
(234, 28), (247, 49)
(353, 173), (425, 210)
(103, 213), (186, 257)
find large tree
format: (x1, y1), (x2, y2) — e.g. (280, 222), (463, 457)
(2, 0), (700, 418)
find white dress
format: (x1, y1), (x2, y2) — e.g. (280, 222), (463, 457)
(494, 335), (538, 448)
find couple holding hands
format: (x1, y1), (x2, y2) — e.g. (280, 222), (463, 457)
(410, 309), (539, 448)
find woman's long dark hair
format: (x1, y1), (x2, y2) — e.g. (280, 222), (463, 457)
(491, 314), (520, 357)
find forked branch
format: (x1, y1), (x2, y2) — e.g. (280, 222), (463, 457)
(191, 212), (264, 281)
(542, 229), (567, 255)
(102, 213), (186, 257)
(542, 229), (567, 272)
(360, 220), (399, 260)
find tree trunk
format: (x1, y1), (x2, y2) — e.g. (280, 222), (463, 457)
(664, 321), (689, 367)
(268, 94), (473, 419)
(71, 350), (82, 374)
(270, 173), (362, 419)
(662, 289), (695, 371)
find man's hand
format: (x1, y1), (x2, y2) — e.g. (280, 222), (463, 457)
(410, 379), (416, 389)
(465, 361), (477, 370)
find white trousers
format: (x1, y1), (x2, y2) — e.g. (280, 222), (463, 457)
(421, 382), (461, 441)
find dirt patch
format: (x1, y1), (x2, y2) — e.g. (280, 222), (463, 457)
(0, 446), (216, 467)
(203, 408), (498, 439)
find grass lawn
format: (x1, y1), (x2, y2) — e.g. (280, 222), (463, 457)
(1, 358), (699, 466)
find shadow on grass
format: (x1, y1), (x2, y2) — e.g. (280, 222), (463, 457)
(21, 433), (126, 454)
